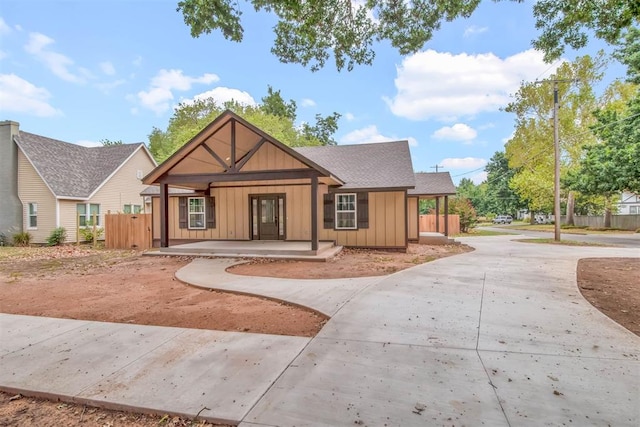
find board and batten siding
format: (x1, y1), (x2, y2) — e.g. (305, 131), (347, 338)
(407, 196), (419, 241)
(319, 187), (407, 248)
(153, 184), (407, 248)
(17, 149), (57, 244)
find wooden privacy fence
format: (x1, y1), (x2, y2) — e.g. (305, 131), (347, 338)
(419, 214), (460, 235)
(105, 213), (152, 250)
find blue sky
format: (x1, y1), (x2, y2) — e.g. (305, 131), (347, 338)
(0, 1), (625, 184)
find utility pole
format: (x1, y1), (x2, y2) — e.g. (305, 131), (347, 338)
(553, 81), (561, 242)
(536, 78), (575, 242)
(431, 165), (443, 172)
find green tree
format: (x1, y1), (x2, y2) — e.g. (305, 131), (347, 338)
(178, 0), (638, 71)
(149, 88), (341, 162)
(484, 151), (525, 217)
(447, 197), (477, 233)
(504, 54), (607, 218)
(456, 178), (489, 217)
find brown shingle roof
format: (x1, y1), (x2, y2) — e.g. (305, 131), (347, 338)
(408, 172), (456, 196)
(295, 141), (415, 190)
(15, 131), (145, 198)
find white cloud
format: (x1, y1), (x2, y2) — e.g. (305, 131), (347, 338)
(0, 17), (11, 35)
(432, 123), (477, 141)
(301, 98), (316, 107)
(463, 25), (488, 38)
(96, 79), (126, 94)
(344, 112), (355, 121)
(100, 61), (116, 76)
(188, 86), (256, 107)
(384, 49), (559, 121)
(136, 69), (219, 114)
(340, 124), (418, 147)
(440, 157), (487, 169)
(75, 139), (102, 147)
(24, 32), (86, 84)
(0, 73), (61, 117)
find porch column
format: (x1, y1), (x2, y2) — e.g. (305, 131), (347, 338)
(444, 195), (449, 237)
(160, 182), (169, 247)
(311, 175), (318, 251)
(435, 197), (440, 233)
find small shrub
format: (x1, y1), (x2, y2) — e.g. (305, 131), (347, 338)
(79, 225), (104, 242)
(0, 232), (9, 246)
(12, 231), (32, 246)
(47, 227), (67, 246)
(636, 228), (640, 233)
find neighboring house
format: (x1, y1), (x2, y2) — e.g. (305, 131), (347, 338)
(0, 121), (157, 244)
(617, 192), (640, 215)
(143, 110), (455, 251)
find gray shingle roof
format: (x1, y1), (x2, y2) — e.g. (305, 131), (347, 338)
(295, 141), (415, 190)
(15, 131), (144, 198)
(408, 172), (456, 196)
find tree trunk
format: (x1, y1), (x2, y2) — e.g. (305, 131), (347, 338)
(604, 195), (612, 228)
(566, 191), (575, 226)
(529, 207), (535, 224)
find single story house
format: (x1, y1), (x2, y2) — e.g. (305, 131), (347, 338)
(617, 192), (640, 215)
(143, 110), (456, 252)
(0, 120), (157, 244)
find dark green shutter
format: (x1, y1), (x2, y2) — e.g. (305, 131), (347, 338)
(357, 192), (369, 229)
(206, 197), (215, 228)
(323, 193), (334, 229)
(178, 197), (187, 229)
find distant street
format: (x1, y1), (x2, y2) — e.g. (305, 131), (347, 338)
(480, 225), (640, 248)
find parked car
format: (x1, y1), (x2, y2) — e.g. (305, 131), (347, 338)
(493, 215), (513, 224)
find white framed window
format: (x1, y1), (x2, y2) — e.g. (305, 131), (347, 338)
(335, 193), (357, 229)
(188, 197), (206, 229)
(630, 206), (639, 214)
(27, 203), (37, 229)
(123, 204), (142, 214)
(77, 203), (100, 226)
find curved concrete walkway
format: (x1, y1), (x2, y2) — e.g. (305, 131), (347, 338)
(1, 235), (638, 426)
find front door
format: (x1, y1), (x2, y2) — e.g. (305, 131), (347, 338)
(251, 195), (285, 240)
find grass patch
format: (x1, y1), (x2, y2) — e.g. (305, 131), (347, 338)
(514, 238), (613, 247)
(506, 224), (634, 234)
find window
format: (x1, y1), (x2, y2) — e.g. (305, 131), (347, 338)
(77, 203), (100, 226)
(188, 197), (205, 229)
(27, 203), (37, 228)
(123, 204), (142, 214)
(631, 206), (639, 214)
(335, 193), (357, 229)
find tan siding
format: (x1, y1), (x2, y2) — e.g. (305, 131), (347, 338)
(17, 150), (57, 244)
(59, 201), (80, 243)
(407, 197), (419, 240)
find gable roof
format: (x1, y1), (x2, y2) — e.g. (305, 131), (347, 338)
(408, 172), (456, 196)
(15, 131), (151, 199)
(143, 110), (342, 186)
(295, 141), (415, 190)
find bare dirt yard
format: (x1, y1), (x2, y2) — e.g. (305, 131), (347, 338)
(1, 244), (637, 425)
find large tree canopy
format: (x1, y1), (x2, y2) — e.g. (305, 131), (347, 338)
(177, 0), (639, 70)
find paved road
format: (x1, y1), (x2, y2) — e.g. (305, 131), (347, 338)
(1, 235), (639, 426)
(481, 225), (640, 248)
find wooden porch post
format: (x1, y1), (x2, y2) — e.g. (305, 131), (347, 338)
(160, 182), (169, 247)
(435, 197), (440, 233)
(311, 175), (318, 251)
(444, 195), (449, 237)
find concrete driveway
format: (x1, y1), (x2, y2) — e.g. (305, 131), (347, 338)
(242, 235), (639, 426)
(1, 235), (638, 426)
(481, 225), (640, 247)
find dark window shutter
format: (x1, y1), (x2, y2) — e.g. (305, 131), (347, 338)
(179, 197), (187, 229)
(323, 193), (334, 229)
(357, 192), (369, 229)
(206, 197), (215, 228)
